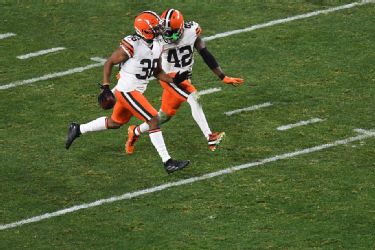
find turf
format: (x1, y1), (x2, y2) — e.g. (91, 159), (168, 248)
(1, 0), (374, 249)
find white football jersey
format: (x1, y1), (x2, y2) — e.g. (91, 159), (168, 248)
(161, 21), (202, 74)
(115, 35), (163, 93)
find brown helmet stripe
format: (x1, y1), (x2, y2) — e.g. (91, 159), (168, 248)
(165, 8), (175, 29)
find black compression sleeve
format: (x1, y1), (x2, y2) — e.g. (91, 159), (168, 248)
(198, 47), (220, 70)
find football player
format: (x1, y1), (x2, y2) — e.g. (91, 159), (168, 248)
(65, 11), (190, 174)
(125, 8), (244, 155)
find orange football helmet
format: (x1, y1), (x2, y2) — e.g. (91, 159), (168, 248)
(160, 9), (184, 43)
(134, 11), (162, 41)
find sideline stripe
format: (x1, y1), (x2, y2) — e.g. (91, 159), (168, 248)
(225, 102), (272, 116)
(0, 33), (16, 40)
(0, 59), (105, 90)
(1, 128), (374, 231)
(2, 1), (374, 90)
(203, 0), (375, 42)
(16, 47), (66, 60)
(198, 87), (222, 96)
(277, 118), (325, 131)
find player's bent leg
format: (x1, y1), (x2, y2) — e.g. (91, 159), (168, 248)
(126, 110), (172, 154)
(106, 117), (122, 129)
(121, 90), (190, 173)
(186, 92), (225, 151)
(65, 116), (119, 149)
(187, 92), (212, 139)
(66, 92), (130, 150)
(148, 116), (190, 173)
(147, 117), (171, 163)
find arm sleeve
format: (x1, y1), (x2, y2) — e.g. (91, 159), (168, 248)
(198, 47), (220, 70)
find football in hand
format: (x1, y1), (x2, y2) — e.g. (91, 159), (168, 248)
(98, 90), (116, 110)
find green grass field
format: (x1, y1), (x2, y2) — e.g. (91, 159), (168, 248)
(1, 0), (375, 249)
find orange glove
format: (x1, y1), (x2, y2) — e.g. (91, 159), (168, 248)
(222, 76), (244, 86)
(116, 72), (120, 80)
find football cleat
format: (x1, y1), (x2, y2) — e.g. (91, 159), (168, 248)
(164, 159), (190, 174)
(208, 132), (225, 151)
(65, 122), (81, 149)
(125, 125), (139, 155)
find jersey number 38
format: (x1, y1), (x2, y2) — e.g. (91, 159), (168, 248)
(136, 58), (159, 80)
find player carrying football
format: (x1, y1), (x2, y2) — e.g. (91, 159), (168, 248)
(65, 11), (190, 174)
(125, 8), (244, 155)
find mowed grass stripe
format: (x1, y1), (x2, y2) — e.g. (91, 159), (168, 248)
(1, 0), (373, 90)
(1, 129), (374, 231)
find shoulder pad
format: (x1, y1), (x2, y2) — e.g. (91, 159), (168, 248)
(184, 21), (202, 36)
(120, 35), (139, 57)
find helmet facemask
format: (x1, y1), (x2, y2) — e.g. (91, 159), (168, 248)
(160, 9), (184, 44)
(162, 27), (183, 43)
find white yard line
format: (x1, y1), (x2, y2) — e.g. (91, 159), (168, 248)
(90, 57), (107, 63)
(16, 47), (66, 60)
(0, 33), (16, 40)
(203, 0), (374, 42)
(1, 1), (373, 91)
(198, 87), (222, 95)
(1, 128), (374, 231)
(353, 128), (375, 135)
(277, 118), (325, 131)
(0, 58), (104, 90)
(225, 102), (272, 116)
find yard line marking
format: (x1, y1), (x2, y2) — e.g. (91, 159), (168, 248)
(0, 59), (105, 90)
(277, 118), (325, 131)
(2, 1), (373, 90)
(224, 102), (272, 116)
(0, 32), (16, 40)
(354, 128), (375, 135)
(90, 57), (107, 63)
(198, 87), (222, 96)
(203, 0), (375, 42)
(1, 128), (374, 231)
(16, 47), (66, 60)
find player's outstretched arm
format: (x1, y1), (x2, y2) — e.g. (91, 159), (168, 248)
(194, 36), (244, 86)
